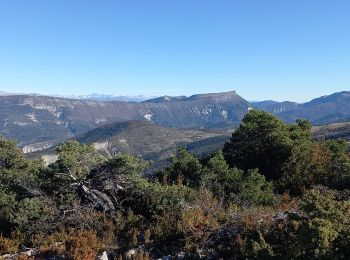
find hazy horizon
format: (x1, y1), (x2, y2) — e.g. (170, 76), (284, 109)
(1, 88), (348, 103)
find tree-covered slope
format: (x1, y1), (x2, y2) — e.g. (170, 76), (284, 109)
(1, 111), (350, 259)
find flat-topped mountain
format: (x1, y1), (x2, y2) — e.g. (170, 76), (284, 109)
(0, 91), (249, 150)
(143, 91), (241, 103)
(2, 90), (350, 151)
(142, 95), (187, 103)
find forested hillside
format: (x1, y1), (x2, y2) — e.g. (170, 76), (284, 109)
(1, 110), (350, 259)
(28, 121), (229, 168)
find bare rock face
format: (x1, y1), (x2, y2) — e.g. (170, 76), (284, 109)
(0, 249), (38, 260)
(22, 142), (55, 153)
(96, 251), (109, 260)
(252, 100), (300, 114)
(0, 91), (250, 148)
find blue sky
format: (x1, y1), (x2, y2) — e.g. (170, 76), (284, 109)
(0, 0), (349, 102)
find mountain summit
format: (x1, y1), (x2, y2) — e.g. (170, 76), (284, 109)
(2, 90), (350, 152)
(0, 91), (250, 150)
(257, 91), (350, 125)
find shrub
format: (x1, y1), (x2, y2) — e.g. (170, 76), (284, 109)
(65, 230), (102, 260)
(0, 234), (19, 254)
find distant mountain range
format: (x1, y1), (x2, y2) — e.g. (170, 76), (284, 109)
(55, 93), (155, 102)
(252, 91), (350, 124)
(0, 91), (246, 151)
(0, 90), (350, 152)
(0, 91), (156, 102)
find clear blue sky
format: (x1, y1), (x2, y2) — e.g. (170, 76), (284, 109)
(0, 0), (349, 102)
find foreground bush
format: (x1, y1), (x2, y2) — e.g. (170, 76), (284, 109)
(0, 111), (349, 258)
